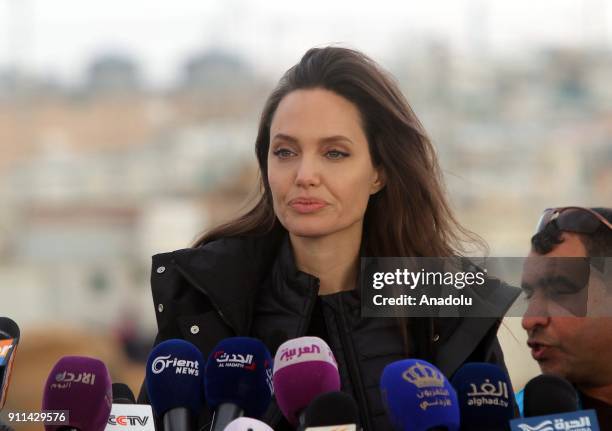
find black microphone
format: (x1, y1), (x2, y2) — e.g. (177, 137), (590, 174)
(112, 383), (136, 404)
(0, 317), (20, 410)
(523, 374), (579, 417)
(302, 391), (360, 430)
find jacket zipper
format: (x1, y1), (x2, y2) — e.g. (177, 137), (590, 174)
(337, 295), (373, 431)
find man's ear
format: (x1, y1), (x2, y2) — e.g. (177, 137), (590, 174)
(370, 167), (386, 194)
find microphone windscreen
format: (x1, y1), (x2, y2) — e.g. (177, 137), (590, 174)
(42, 356), (112, 431)
(205, 337), (273, 418)
(0, 317), (20, 410)
(112, 383), (136, 404)
(145, 338), (205, 417)
(273, 336), (340, 425)
(450, 362), (514, 430)
(222, 417), (274, 431)
(523, 374), (579, 417)
(380, 359), (460, 431)
(303, 391), (359, 427)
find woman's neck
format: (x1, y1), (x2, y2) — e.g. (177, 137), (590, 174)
(289, 226), (362, 295)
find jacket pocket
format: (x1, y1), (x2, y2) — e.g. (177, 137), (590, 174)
(177, 312), (235, 361)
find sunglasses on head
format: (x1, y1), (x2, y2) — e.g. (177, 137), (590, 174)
(535, 206), (612, 235)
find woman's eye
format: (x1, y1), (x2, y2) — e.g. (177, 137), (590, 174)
(326, 150), (349, 160)
(273, 149), (295, 159)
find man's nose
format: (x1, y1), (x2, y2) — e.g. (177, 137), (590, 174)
(295, 155), (321, 188)
(522, 294), (551, 331)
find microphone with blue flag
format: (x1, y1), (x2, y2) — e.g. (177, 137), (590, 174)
(380, 359), (460, 431)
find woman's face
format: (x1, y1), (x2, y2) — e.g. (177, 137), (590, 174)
(267, 88), (384, 238)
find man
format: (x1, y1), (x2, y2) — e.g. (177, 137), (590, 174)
(519, 207), (612, 426)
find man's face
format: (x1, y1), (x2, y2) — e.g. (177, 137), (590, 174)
(521, 232), (612, 385)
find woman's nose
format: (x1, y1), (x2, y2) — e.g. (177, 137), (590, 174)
(294, 156), (321, 188)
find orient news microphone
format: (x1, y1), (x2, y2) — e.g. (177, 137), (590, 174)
(450, 363), (514, 430)
(106, 383), (155, 431)
(145, 339), (205, 431)
(42, 356), (113, 431)
(510, 374), (599, 431)
(380, 359), (460, 431)
(302, 391), (359, 430)
(273, 336), (341, 426)
(205, 337), (274, 431)
(223, 417), (274, 431)
(0, 317), (20, 410)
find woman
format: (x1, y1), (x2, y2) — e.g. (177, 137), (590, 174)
(140, 47), (517, 429)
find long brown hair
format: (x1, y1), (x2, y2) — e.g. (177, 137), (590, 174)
(195, 46), (483, 359)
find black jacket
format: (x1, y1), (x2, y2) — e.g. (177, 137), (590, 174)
(138, 231), (520, 430)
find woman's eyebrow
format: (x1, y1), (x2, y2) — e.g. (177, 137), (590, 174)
(271, 133), (353, 145)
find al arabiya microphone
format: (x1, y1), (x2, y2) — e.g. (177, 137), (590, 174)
(450, 362), (515, 430)
(380, 359), (460, 431)
(42, 356), (113, 431)
(205, 337), (274, 431)
(273, 336), (341, 427)
(509, 374), (600, 431)
(105, 383), (155, 431)
(223, 417), (274, 431)
(302, 391), (360, 431)
(145, 339), (205, 431)
(0, 317), (20, 410)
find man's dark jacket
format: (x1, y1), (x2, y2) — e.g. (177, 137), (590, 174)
(138, 231), (520, 430)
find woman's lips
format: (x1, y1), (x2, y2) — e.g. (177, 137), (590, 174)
(288, 199), (327, 214)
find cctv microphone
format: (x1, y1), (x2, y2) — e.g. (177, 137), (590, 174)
(273, 336), (341, 427)
(223, 417), (274, 431)
(510, 374), (600, 430)
(205, 337), (274, 431)
(0, 317), (20, 410)
(380, 359), (460, 431)
(450, 362), (515, 430)
(42, 356), (113, 431)
(302, 391), (359, 431)
(145, 339), (205, 431)
(105, 383), (155, 430)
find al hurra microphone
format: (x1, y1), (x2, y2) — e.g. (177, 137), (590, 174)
(222, 417), (274, 431)
(42, 356), (113, 431)
(0, 317), (20, 410)
(302, 391), (360, 431)
(105, 383), (155, 431)
(145, 339), (205, 431)
(450, 362), (515, 430)
(272, 336), (341, 427)
(509, 374), (600, 431)
(380, 359), (460, 431)
(205, 337), (274, 431)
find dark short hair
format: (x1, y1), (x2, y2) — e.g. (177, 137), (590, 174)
(531, 207), (612, 257)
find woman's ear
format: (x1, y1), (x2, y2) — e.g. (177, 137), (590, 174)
(370, 167), (386, 194)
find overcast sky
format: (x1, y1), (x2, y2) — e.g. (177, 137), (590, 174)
(0, 0), (610, 87)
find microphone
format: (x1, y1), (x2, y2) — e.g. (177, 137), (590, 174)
(302, 391), (359, 430)
(523, 374), (579, 417)
(106, 383), (155, 430)
(273, 336), (341, 427)
(450, 362), (515, 430)
(145, 339), (205, 431)
(509, 374), (600, 431)
(112, 383), (136, 404)
(380, 359), (460, 431)
(0, 317), (20, 410)
(205, 337), (274, 431)
(42, 356), (113, 431)
(222, 417), (274, 431)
